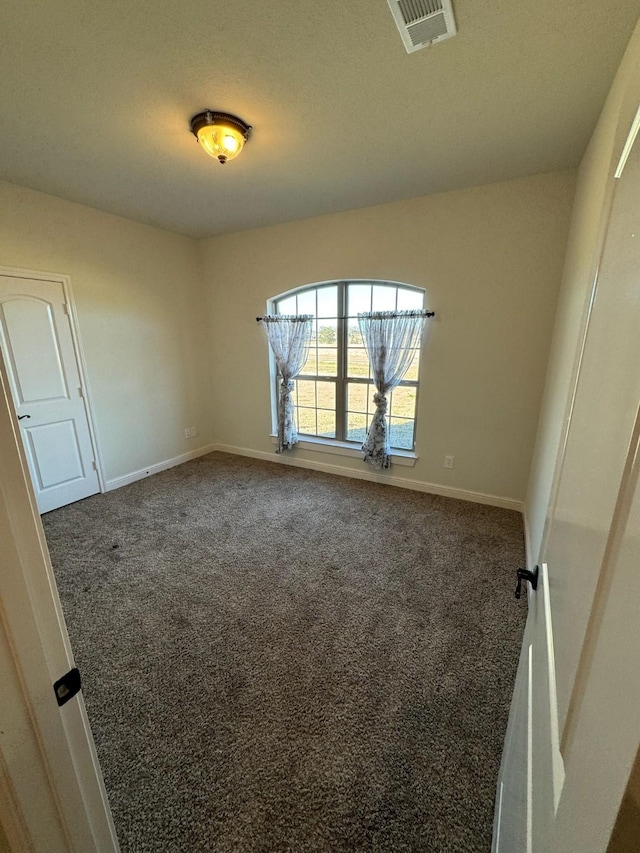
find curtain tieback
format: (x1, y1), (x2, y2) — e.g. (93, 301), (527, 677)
(373, 392), (387, 413)
(281, 379), (295, 393)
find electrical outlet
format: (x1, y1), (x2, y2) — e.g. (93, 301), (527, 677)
(184, 428), (191, 439)
(444, 455), (455, 469)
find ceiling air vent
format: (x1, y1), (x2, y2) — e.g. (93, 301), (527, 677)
(387, 0), (457, 53)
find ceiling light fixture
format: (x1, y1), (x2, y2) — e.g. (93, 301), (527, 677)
(189, 110), (252, 164)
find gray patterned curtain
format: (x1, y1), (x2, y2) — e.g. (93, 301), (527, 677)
(358, 310), (430, 470)
(261, 315), (313, 453)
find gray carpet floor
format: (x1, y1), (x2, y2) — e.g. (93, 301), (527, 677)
(43, 451), (526, 852)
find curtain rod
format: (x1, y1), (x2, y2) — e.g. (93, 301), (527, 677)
(256, 311), (435, 322)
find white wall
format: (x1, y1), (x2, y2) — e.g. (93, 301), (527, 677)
(200, 171), (576, 505)
(525, 20), (640, 562)
(0, 180), (212, 482)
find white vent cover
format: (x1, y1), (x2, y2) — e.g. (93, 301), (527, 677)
(387, 0), (457, 53)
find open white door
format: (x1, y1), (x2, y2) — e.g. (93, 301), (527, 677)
(551, 392), (640, 849)
(0, 350), (117, 849)
(0, 271), (101, 513)
(494, 112), (640, 851)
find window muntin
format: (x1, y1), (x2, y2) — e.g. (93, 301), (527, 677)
(272, 281), (424, 451)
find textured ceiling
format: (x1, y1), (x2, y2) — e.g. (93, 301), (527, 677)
(1, 1), (638, 238)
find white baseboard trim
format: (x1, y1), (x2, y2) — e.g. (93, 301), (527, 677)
(212, 442), (523, 512)
(104, 444), (218, 492)
(104, 441), (524, 512)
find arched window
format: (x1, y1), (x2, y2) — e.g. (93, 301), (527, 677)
(271, 280), (426, 451)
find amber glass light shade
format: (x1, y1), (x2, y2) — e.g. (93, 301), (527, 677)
(190, 111), (251, 164)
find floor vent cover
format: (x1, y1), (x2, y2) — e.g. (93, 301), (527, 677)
(387, 0), (457, 52)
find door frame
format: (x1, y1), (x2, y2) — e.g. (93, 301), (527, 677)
(0, 352), (118, 850)
(0, 265), (106, 494)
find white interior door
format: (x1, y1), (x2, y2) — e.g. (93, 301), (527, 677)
(0, 274), (99, 513)
(493, 564), (563, 853)
(551, 400), (640, 851)
(543, 127), (640, 737)
(492, 615), (533, 853)
(494, 112), (640, 851)
(0, 348), (118, 851)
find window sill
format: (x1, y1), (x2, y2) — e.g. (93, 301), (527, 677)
(269, 434), (418, 467)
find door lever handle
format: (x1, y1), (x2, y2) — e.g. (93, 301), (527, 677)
(18, 414), (31, 420)
(515, 565), (539, 599)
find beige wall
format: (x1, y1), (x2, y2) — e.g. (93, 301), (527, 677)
(525, 20), (640, 562)
(0, 180), (212, 482)
(200, 171), (575, 504)
(0, 168), (578, 505)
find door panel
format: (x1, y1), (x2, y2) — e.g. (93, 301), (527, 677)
(2, 297), (68, 402)
(0, 275), (99, 513)
(495, 111), (640, 852)
(0, 353), (119, 851)
(552, 412), (640, 852)
(26, 420), (85, 488)
(494, 568), (563, 853)
(493, 622), (532, 853)
(544, 127), (640, 734)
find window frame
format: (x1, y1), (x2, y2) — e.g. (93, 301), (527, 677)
(268, 280), (426, 454)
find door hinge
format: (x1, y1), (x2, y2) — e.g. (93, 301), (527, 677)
(78, 386), (84, 398)
(92, 460), (97, 471)
(62, 302), (69, 315)
(53, 667), (81, 707)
